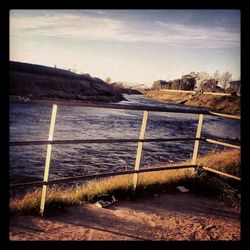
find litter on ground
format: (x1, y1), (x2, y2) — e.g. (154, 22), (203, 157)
(176, 186), (190, 192)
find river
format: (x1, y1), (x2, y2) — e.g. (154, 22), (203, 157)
(9, 94), (240, 185)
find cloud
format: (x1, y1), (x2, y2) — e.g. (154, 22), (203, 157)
(10, 11), (240, 50)
(155, 21), (240, 48)
(10, 14), (124, 40)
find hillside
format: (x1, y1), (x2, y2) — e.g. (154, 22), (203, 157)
(10, 61), (125, 103)
(144, 90), (240, 115)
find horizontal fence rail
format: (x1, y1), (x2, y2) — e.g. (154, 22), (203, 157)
(9, 137), (202, 146)
(10, 99), (210, 114)
(9, 164), (197, 188)
(205, 138), (241, 149)
(201, 167), (241, 181)
(9, 137), (240, 149)
(208, 111), (240, 120)
(10, 98), (240, 119)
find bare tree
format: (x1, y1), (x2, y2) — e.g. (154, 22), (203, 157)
(196, 71), (210, 81)
(218, 71), (232, 89)
(195, 71), (210, 91)
(213, 70), (220, 81)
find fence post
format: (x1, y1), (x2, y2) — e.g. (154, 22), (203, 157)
(39, 104), (57, 216)
(133, 111), (148, 191)
(192, 114), (204, 165)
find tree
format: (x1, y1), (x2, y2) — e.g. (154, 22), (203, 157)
(196, 71), (210, 81)
(195, 71), (210, 91)
(218, 71), (232, 89)
(213, 70), (220, 81)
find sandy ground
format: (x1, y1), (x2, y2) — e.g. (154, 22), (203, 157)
(9, 193), (240, 241)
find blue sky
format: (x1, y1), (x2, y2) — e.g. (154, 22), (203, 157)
(10, 9), (240, 86)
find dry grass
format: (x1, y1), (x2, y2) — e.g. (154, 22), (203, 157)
(196, 149), (240, 176)
(9, 149), (240, 215)
(185, 95), (240, 115)
(144, 90), (191, 103)
(193, 149), (240, 207)
(144, 90), (240, 115)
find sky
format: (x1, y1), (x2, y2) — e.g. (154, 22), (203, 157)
(10, 9), (240, 86)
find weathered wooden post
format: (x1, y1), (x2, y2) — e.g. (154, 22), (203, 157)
(133, 111), (148, 191)
(40, 104), (57, 216)
(192, 114), (204, 165)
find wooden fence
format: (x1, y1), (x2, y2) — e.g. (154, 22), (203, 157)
(9, 99), (241, 216)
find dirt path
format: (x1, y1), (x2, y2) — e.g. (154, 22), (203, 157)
(9, 193), (240, 241)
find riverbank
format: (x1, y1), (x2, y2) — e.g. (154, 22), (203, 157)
(144, 90), (240, 115)
(9, 192), (240, 240)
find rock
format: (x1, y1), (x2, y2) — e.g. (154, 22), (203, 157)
(94, 194), (116, 208)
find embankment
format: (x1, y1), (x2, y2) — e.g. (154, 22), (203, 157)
(10, 61), (125, 103)
(144, 90), (240, 115)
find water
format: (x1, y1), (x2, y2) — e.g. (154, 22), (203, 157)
(9, 94), (240, 185)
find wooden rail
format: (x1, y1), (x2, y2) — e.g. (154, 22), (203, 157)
(10, 98), (240, 119)
(9, 137), (202, 146)
(208, 111), (240, 120)
(9, 137), (240, 150)
(202, 167), (241, 181)
(9, 100), (241, 215)
(205, 138), (240, 149)
(9, 164), (196, 188)
(9, 98), (213, 115)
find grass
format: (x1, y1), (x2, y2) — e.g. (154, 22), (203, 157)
(9, 149), (240, 215)
(194, 149), (241, 207)
(144, 90), (240, 115)
(196, 149), (240, 177)
(185, 94), (240, 115)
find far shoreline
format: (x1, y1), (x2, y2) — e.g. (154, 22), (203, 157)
(143, 90), (240, 116)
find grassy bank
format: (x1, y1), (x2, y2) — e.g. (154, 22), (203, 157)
(10, 149), (240, 215)
(144, 90), (240, 115)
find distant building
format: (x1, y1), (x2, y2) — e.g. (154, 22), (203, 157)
(200, 79), (225, 93)
(226, 80), (241, 95)
(171, 79), (181, 90)
(152, 75), (196, 91)
(152, 80), (169, 90)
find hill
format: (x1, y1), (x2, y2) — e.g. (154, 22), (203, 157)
(10, 61), (125, 103)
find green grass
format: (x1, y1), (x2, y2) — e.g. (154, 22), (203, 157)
(9, 149), (240, 215)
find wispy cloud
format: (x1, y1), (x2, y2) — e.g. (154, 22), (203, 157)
(10, 14), (124, 40)
(10, 11), (240, 50)
(155, 21), (240, 48)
